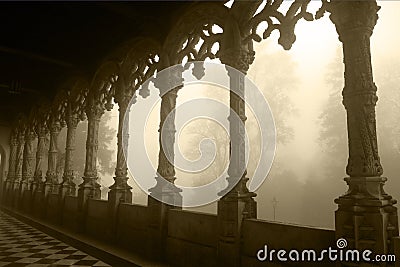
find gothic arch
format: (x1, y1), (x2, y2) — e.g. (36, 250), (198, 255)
(162, 2), (232, 66)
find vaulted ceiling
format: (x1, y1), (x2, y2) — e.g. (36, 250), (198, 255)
(0, 1), (213, 125)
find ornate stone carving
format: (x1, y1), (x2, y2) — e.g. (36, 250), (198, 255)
(78, 98), (104, 202)
(162, 3), (229, 65)
(218, 48), (256, 201)
(60, 112), (79, 197)
(21, 130), (36, 190)
(329, 0), (381, 178)
(329, 0), (399, 258)
(155, 85), (180, 183)
(44, 120), (61, 195)
(14, 131), (25, 185)
(5, 132), (18, 199)
(6, 133), (18, 183)
(217, 47), (257, 267)
(244, 0), (314, 50)
(219, 47), (255, 76)
(109, 96), (132, 203)
(147, 61), (183, 204)
(33, 124), (48, 194)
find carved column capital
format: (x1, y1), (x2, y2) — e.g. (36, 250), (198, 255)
(329, 0), (380, 42)
(17, 131), (25, 144)
(86, 102), (104, 121)
(24, 130), (36, 142)
(66, 113), (79, 129)
(48, 120), (62, 134)
(219, 48), (255, 75)
(153, 66), (184, 96)
(35, 124), (48, 138)
(10, 134), (18, 146)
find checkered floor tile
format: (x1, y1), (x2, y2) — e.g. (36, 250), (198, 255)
(0, 210), (111, 266)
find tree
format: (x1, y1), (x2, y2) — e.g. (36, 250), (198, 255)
(56, 110), (117, 197)
(317, 51), (347, 179)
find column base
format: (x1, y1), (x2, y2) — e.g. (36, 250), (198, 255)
(148, 176), (182, 207)
(108, 176), (132, 205)
(106, 177), (132, 241)
(335, 177), (399, 258)
(76, 177), (101, 233)
(3, 179), (12, 205)
(12, 179), (21, 208)
(59, 181), (76, 198)
(77, 178), (101, 207)
(18, 180), (29, 210)
(217, 190), (257, 267)
(146, 176), (182, 261)
(43, 181), (53, 198)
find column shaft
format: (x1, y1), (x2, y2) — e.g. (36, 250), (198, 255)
(147, 66), (183, 261)
(78, 104), (103, 209)
(60, 113), (78, 197)
(4, 134), (18, 204)
(32, 126), (47, 194)
(330, 0), (399, 257)
(20, 131), (36, 208)
(217, 48), (257, 267)
(109, 99), (132, 203)
(14, 131), (25, 193)
(44, 121), (61, 196)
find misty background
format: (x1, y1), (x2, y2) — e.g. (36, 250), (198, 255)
(54, 1), (400, 229)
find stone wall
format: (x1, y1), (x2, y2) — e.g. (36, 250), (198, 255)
(241, 219), (336, 267)
(166, 209), (218, 267)
(5, 189), (399, 267)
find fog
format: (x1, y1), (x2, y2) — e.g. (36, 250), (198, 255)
(69, 1), (400, 229)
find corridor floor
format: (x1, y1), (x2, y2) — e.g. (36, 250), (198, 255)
(0, 210), (111, 267)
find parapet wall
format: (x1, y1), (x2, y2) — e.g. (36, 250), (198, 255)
(5, 189), (394, 267)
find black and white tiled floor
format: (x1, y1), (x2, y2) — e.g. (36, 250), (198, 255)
(0, 210), (111, 267)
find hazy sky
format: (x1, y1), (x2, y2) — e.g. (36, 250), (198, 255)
(249, 1), (400, 182)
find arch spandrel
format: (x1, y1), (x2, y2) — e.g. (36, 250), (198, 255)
(162, 2), (232, 66)
(113, 37), (161, 105)
(88, 60), (120, 113)
(63, 78), (90, 122)
(49, 89), (68, 129)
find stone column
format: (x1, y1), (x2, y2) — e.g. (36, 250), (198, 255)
(60, 113), (79, 198)
(20, 130), (36, 208)
(217, 48), (257, 267)
(147, 66), (183, 260)
(4, 134), (18, 204)
(13, 131), (25, 207)
(148, 87), (182, 204)
(109, 97), (132, 205)
(107, 96), (133, 240)
(44, 121), (61, 197)
(330, 0), (399, 258)
(77, 104), (103, 211)
(32, 125), (48, 195)
(31, 125), (48, 215)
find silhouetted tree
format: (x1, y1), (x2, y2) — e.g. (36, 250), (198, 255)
(56, 110), (117, 194)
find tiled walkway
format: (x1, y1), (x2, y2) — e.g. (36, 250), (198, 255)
(0, 210), (111, 267)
